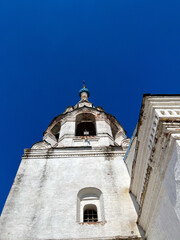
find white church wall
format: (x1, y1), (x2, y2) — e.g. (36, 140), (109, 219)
(0, 149), (142, 240)
(127, 95), (180, 240)
(59, 120), (75, 138)
(147, 139), (180, 240)
(96, 120), (112, 136)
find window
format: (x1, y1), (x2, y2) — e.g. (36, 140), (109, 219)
(84, 204), (98, 222)
(51, 122), (61, 141)
(76, 122), (96, 136)
(77, 187), (105, 223)
(75, 113), (96, 136)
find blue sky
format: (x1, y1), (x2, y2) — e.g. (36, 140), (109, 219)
(0, 0), (180, 214)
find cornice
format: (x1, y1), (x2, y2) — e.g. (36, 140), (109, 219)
(22, 148), (126, 159)
(131, 96), (180, 202)
(28, 236), (143, 240)
(137, 121), (180, 230)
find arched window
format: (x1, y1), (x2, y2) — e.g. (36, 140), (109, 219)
(51, 122), (61, 141)
(84, 204), (98, 222)
(77, 187), (105, 223)
(75, 113), (96, 136)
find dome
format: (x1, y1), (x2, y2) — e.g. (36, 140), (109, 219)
(79, 87), (90, 97)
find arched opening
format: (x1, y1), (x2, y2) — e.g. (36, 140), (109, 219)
(76, 122), (96, 136)
(51, 122), (61, 141)
(77, 187), (105, 223)
(84, 204), (98, 222)
(75, 113), (96, 136)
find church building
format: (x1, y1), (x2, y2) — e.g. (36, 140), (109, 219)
(0, 85), (180, 240)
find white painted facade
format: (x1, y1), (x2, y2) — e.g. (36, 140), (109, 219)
(126, 95), (180, 240)
(2, 90), (179, 240)
(0, 88), (142, 240)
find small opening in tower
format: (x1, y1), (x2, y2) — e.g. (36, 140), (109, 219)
(51, 122), (61, 141)
(83, 204), (98, 222)
(55, 133), (59, 140)
(76, 122), (96, 136)
(75, 113), (96, 136)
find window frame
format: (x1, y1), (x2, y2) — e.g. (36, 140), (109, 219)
(77, 187), (105, 223)
(75, 113), (96, 137)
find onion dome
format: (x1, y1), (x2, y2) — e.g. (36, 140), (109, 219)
(79, 81), (90, 98)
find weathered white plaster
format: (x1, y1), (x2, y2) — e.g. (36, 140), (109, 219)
(130, 96), (180, 202)
(127, 95), (180, 240)
(0, 91), (141, 240)
(147, 139), (180, 240)
(0, 149), (141, 240)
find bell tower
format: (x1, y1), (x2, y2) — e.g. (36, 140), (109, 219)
(0, 84), (143, 240)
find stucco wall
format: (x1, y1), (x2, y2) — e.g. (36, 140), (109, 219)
(147, 140), (180, 240)
(0, 149), (141, 240)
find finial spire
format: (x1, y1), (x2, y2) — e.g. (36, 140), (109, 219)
(79, 81), (90, 99)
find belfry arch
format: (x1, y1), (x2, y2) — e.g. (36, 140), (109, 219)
(75, 113), (96, 136)
(51, 122), (61, 141)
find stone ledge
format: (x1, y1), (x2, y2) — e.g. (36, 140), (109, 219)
(22, 151), (126, 159)
(22, 237), (143, 240)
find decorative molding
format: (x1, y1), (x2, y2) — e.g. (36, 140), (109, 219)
(130, 95), (180, 204)
(148, 113), (159, 151)
(22, 153), (125, 159)
(31, 141), (51, 149)
(121, 138), (130, 150)
(138, 122), (180, 231)
(23, 148), (126, 159)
